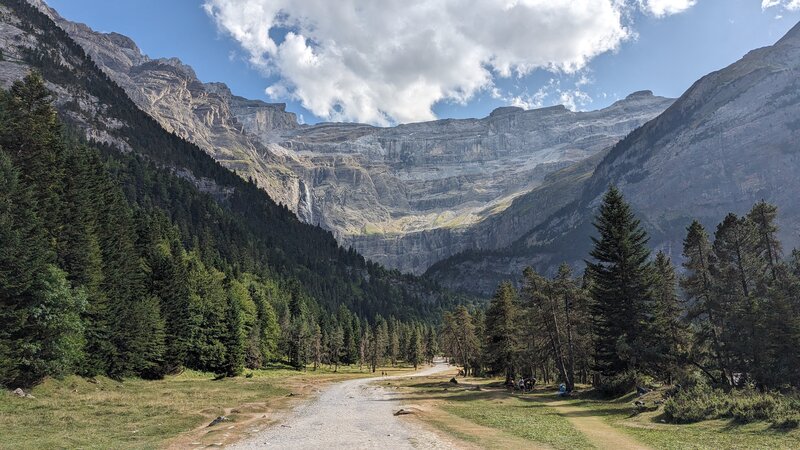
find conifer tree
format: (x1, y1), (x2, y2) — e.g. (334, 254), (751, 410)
(424, 326), (438, 364)
(711, 214), (761, 383)
(586, 186), (652, 377)
(651, 251), (689, 384)
(0, 149), (86, 387)
(681, 220), (729, 385)
(409, 325), (422, 369)
(483, 282), (519, 383)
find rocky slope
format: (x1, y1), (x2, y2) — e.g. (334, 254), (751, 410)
(267, 92), (671, 273)
(18, 0), (672, 274)
(429, 21), (800, 295)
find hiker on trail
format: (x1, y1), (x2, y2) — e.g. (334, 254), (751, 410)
(518, 378), (526, 393)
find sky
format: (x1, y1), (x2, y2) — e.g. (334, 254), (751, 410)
(47, 0), (800, 126)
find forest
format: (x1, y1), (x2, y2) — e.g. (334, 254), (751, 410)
(0, 73), (440, 389)
(441, 186), (800, 427)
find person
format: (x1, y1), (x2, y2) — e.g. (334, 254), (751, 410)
(558, 383), (567, 397)
(518, 378), (526, 393)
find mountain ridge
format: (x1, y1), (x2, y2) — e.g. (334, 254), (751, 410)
(23, 0), (673, 274)
(428, 19), (800, 294)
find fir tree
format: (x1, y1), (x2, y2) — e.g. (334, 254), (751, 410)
(681, 220), (729, 385)
(651, 251), (689, 384)
(409, 325), (422, 369)
(586, 186), (653, 377)
(483, 282), (519, 383)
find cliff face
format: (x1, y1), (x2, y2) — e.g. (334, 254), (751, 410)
(262, 92), (671, 273)
(429, 22), (800, 295)
(12, 0), (673, 274)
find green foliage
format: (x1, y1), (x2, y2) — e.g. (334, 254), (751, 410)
(483, 282), (519, 381)
(664, 386), (800, 429)
(0, 0), (470, 387)
(587, 186), (653, 377)
(0, 65), (445, 386)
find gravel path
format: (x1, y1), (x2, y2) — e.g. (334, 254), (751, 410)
(228, 361), (457, 449)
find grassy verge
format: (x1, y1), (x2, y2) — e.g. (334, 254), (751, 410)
(393, 372), (800, 450)
(0, 364), (415, 449)
(392, 375), (592, 449)
(562, 393), (800, 449)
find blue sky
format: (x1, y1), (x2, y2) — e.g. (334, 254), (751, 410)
(47, 0), (800, 125)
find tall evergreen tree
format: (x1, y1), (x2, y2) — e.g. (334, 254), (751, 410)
(586, 186), (652, 377)
(681, 220), (729, 385)
(710, 214), (762, 384)
(409, 325), (423, 369)
(483, 281), (519, 383)
(651, 252), (689, 384)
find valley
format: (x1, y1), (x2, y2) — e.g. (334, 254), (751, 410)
(2, 1), (800, 449)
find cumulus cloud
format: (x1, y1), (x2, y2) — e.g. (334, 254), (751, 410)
(639, 0), (697, 17)
(762, 0), (800, 10)
(203, 0), (694, 124)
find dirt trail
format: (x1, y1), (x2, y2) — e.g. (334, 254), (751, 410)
(545, 398), (651, 450)
(227, 361), (458, 449)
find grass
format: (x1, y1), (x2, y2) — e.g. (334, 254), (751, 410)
(561, 393), (800, 449)
(393, 372), (800, 450)
(392, 375), (592, 449)
(0, 364), (415, 449)
(441, 396), (593, 449)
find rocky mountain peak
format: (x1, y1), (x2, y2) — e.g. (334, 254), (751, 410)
(15, 0), (673, 275)
(105, 32), (140, 53)
(625, 90), (654, 99)
(489, 106), (524, 117)
(777, 20), (800, 46)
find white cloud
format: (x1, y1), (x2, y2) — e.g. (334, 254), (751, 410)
(762, 0), (800, 10)
(639, 0), (697, 17)
(204, 0), (694, 124)
(497, 76), (592, 112)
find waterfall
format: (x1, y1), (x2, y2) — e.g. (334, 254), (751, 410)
(298, 180), (314, 224)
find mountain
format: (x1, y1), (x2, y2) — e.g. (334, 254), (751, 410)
(0, 0), (463, 318)
(428, 21), (800, 295)
(26, 1), (673, 274)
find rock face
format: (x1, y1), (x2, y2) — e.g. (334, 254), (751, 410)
(429, 21), (800, 295)
(15, 0), (672, 274)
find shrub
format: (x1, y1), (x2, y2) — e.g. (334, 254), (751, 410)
(597, 371), (641, 398)
(663, 386), (800, 428)
(663, 385), (728, 423)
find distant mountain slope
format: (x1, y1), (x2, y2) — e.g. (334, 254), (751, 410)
(23, 0), (673, 274)
(429, 21), (800, 295)
(0, 0), (463, 317)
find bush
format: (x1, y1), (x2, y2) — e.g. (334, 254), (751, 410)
(729, 393), (780, 423)
(663, 384), (728, 423)
(663, 386), (800, 429)
(597, 371), (641, 398)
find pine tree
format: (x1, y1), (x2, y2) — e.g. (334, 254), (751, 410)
(250, 279), (281, 366)
(711, 214), (761, 383)
(747, 201), (781, 283)
(441, 306), (479, 376)
(0, 72), (65, 241)
(586, 186), (653, 377)
(424, 326), (437, 364)
(651, 251), (689, 384)
(329, 325), (344, 371)
(483, 281), (519, 383)
(0, 149), (86, 387)
(409, 325), (422, 369)
(681, 220), (729, 385)
(222, 285), (246, 377)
